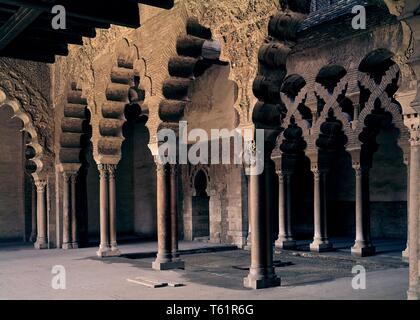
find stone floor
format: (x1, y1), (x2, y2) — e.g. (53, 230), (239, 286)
(0, 238), (409, 300)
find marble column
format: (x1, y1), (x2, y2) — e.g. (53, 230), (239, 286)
(70, 174), (78, 248)
(97, 164), (110, 256)
(29, 182), (37, 243)
(310, 167), (332, 252)
(275, 171), (295, 249)
(153, 163), (184, 270)
(244, 163), (280, 289)
(62, 172), (72, 249)
(406, 116), (420, 300)
(351, 165), (375, 257)
(108, 165), (120, 255)
(34, 179), (48, 249)
(402, 159), (410, 261)
(96, 164), (121, 257)
(170, 165), (182, 262)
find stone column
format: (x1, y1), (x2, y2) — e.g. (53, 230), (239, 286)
(275, 170), (295, 249)
(29, 182), (37, 242)
(108, 165), (120, 255)
(402, 159), (410, 261)
(351, 165), (375, 257)
(406, 116), (420, 300)
(97, 164), (110, 257)
(34, 179), (48, 249)
(310, 167), (332, 252)
(70, 173), (78, 249)
(62, 172), (72, 249)
(284, 173), (295, 245)
(244, 161), (280, 289)
(153, 163), (184, 270)
(170, 165), (183, 265)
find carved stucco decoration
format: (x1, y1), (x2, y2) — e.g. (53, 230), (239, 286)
(0, 70), (53, 164)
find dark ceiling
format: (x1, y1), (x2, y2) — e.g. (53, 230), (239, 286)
(0, 0), (174, 63)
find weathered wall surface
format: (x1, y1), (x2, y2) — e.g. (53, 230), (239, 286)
(0, 108), (25, 241)
(0, 58), (53, 162)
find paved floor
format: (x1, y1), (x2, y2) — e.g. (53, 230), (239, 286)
(0, 239), (409, 300)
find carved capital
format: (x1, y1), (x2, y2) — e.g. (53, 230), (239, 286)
(97, 164), (108, 178)
(108, 164), (117, 178)
(404, 113), (420, 145)
(34, 179), (47, 192)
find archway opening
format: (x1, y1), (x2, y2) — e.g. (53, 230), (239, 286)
(359, 99), (407, 247)
(117, 84), (156, 242)
(0, 107), (32, 244)
(192, 170), (210, 240)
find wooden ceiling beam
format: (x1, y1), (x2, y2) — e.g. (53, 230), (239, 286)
(0, 6), (42, 50)
(0, 0), (141, 27)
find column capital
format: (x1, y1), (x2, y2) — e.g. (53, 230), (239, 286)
(62, 171), (78, 182)
(107, 164), (117, 178)
(97, 164), (109, 178)
(404, 113), (420, 145)
(156, 162), (170, 174)
(34, 179), (47, 191)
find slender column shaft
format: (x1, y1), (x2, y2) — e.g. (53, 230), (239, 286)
(34, 180), (47, 249)
(30, 182), (37, 242)
(244, 162), (280, 289)
(408, 142), (419, 299)
(351, 166), (375, 256)
(277, 172), (286, 241)
(403, 162), (410, 260)
(313, 169), (321, 240)
(355, 167), (364, 243)
(70, 174), (78, 248)
(321, 172), (328, 240)
(98, 165), (109, 252)
(170, 165), (179, 258)
(108, 165), (118, 251)
(154, 163), (172, 264)
(362, 169), (372, 243)
(275, 170), (295, 249)
(285, 174), (293, 240)
(62, 173), (71, 249)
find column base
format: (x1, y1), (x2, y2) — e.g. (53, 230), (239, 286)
(152, 259), (185, 270)
(34, 239), (48, 249)
(351, 242), (375, 257)
(243, 273), (281, 289)
(275, 238), (296, 250)
(407, 289), (419, 300)
(62, 243), (72, 250)
(96, 246), (121, 258)
(310, 239), (333, 252)
(402, 247), (409, 262)
(71, 242), (79, 249)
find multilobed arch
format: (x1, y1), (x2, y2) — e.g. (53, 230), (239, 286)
(97, 39), (142, 162)
(0, 89), (44, 178)
(60, 83), (90, 166)
(275, 48), (409, 158)
(159, 17), (237, 138)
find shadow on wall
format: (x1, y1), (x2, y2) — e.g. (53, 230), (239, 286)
(185, 64), (238, 135)
(0, 107), (26, 242)
(118, 115), (157, 240)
